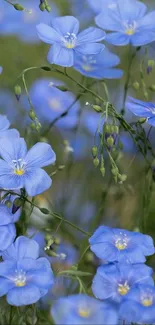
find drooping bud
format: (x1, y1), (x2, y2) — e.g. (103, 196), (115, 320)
(118, 174), (127, 183)
(14, 84), (21, 101)
(45, 5), (51, 12)
(107, 135), (114, 147)
(92, 105), (102, 113)
(150, 84), (155, 91)
(132, 81), (139, 91)
(29, 109), (36, 120)
(93, 157), (99, 167)
(14, 3), (24, 10)
(91, 146), (98, 158)
(138, 117), (147, 124)
(39, 2), (45, 11)
(147, 60), (155, 74)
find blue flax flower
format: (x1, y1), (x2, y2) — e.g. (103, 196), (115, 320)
(0, 205), (16, 253)
(0, 138), (56, 196)
(0, 67), (2, 74)
(30, 78), (79, 128)
(95, 0), (155, 46)
(0, 236), (54, 306)
(87, 0), (117, 15)
(36, 16), (106, 67)
(92, 263), (153, 303)
(89, 226), (155, 263)
(126, 96), (155, 126)
(119, 284), (155, 324)
(51, 294), (118, 325)
(74, 47), (123, 79)
(0, 115), (19, 139)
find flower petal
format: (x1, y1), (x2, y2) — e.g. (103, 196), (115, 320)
(47, 44), (74, 67)
(131, 31), (155, 46)
(126, 97), (155, 118)
(77, 27), (106, 44)
(95, 10), (122, 32)
(0, 204), (14, 225)
(148, 117), (155, 126)
(25, 143), (56, 168)
(25, 168), (52, 196)
(138, 11), (155, 30)
(0, 129), (19, 139)
(118, 0), (147, 21)
(0, 224), (16, 251)
(51, 16), (79, 36)
(36, 23), (61, 44)
(0, 115), (10, 131)
(2, 236), (39, 260)
(0, 160), (24, 190)
(0, 278), (14, 297)
(76, 43), (105, 55)
(7, 284), (41, 306)
(106, 32), (130, 45)
(0, 138), (27, 164)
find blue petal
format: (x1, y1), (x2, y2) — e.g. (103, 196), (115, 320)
(0, 278), (14, 296)
(148, 117), (155, 126)
(0, 137), (27, 164)
(77, 27), (105, 43)
(138, 11), (155, 30)
(0, 224), (16, 251)
(96, 48), (121, 67)
(76, 43), (105, 55)
(25, 168), (52, 196)
(126, 97), (154, 118)
(2, 236), (39, 260)
(0, 115), (10, 131)
(0, 160), (24, 190)
(0, 260), (16, 277)
(47, 44), (74, 67)
(25, 142), (56, 168)
(95, 9), (122, 32)
(0, 67), (2, 74)
(51, 16), (79, 36)
(118, 0), (147, 21)
(0, 204), (14, 225)
(0, 129), (19, 139)
(106, 32), (130, 45)
(92, 272), (116, 300)
(131, 31), (155, 46)
(7, 284), (41, 306)
(36, 24), (61, 44)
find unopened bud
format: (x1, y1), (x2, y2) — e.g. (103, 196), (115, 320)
(92, 105), (102, 113)
(147, 60), (155, 74)
(54, 237), (61, 245)
(30, 122), (36, 130)
(132, 81), (139, 90)
(91, 146), (98, 158)
(138, 117), (147, 124)
(55, 85), (69, 92)
(104, 124), (112, 134)
(13, 198), (23, 208)
(14, 84), (21, 101)
(118, 174), (127, 182)
(39, 2), (45, 10)
(111, 167), (119, 176)
(100, 167), (105, 177)
(150, 84), (155, 91)
(107, 135), (114, 147)
(14, 3), (24, 10)
(93, 157), (99, 167)
(29, 109), (36, 120)
(85, 252), (94, 263)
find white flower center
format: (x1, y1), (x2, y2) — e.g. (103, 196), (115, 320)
(118, 281), (130, 295)
(81, 56), (96, 72)
(12, 158), (26, 176)
(124, 21), (137, 35)
(115, 233), (128, 250)
(14, 269), (26, 287)
(63, 32), (77, 49)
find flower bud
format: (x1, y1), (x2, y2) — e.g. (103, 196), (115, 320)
(13, 198), (23, 208)
(29, 109), (36, 120)
(104, 124), (112, 134)
(5, 200), (12, 208)
(93, 157), (99, 167)
(39, 2), (45, 11)
(138, 117), (147, 124)
(91, 146), (98, 158)
(92, 105), (102, 113)
(147, 60), (155, 74)
(118, 174), (127, 182)
(107, 135), (114, 147)
(111, 167), (118, 176)
(14, 3), (24, 10)
(54, 237), (61, 245)
(150, 84), (155, 91)
(132, 81), (139, 90)
(100, 167), (105, 177)
(45, 4), (51, 12)
(14, 84), (21, 101)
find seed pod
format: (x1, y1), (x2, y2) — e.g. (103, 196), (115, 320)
(91, 146), (98, 158)
(92, 105), (102, 113)
(93, 157), (99, 167)
(14, 3), (24, 10)
(132, 81), (139, 90)
(14, 84), (21, 101)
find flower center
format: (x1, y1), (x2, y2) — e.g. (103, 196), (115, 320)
(115, 238), (128, 250)
(63, 32), (77, 49)
(124, 21), (136, 35)
(48, 98), (61, 111)
(81, 56), (96, 72)
(82, 64), (93, 72)
(14, 270), (26, 287)
(78, 308), (90, 318)
(12, 159), (25, 176)
(142, 297), (153, 307)
(118, 282), (130, 295)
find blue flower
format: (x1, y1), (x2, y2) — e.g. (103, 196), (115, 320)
(74, 48), (123, 79)
(119, 284), (155, 324)
(30, 78), (79, 128)
(87, 0), (117, 15)
(36, 16), (106, 67)
(0, 205), (16, 253)
(0, 67), (2, 74)
(126, 96), (155, 126)
(0, 115), (19, 139)
(0, 236), (54, 306)
(0, 0), (59, 43)
(95, 0), (155, 46)
(0, 138), (56, 196)
(89, 226), (155, 263)
(92, 263), (154, 303)
(51, 294), (119, 325)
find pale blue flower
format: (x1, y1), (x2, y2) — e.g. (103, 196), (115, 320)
(0, 115), (19, 139)
(126, 96), (155, 126)
(87, 0), (118, 15)
(0, 138), (56, 196)
(96, 0), (155, 46)
(37, 16), (106, 67)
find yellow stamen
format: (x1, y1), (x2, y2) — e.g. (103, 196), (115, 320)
(118, 284), (130, 296)
(15, 280), (26, 287)
(78, 308), (90, 318)
(142, 299), (153, 307)
(82, 64), (92, 72)
(126, 29), (135, 35)
(14, 169), (24, 176)
(65, 44), (75, 49)
(115, 242), (127, 250)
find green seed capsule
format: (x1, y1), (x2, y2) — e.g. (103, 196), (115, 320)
(107, 136), (114, 147)
(91, 146), (98, 157)
(39, 3), (45, 11)
(14, 3), (24, 10)
(92, 105), (102, 113)
(93, 157), (99, 167)
(132, 81), (139, 90)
